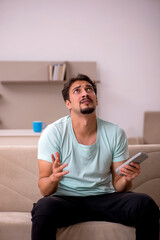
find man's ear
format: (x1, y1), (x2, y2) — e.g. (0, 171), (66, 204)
(65, 100), (71, 110)
(96, 97), (98, 106)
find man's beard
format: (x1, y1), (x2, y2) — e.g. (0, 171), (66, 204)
(79, 97), (96, 114)
(80, 106), (95, 114)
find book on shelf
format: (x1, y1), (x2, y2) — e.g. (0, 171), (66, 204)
(53, 64), (60, 81)
(48, 65), (53, 81)
(48, 63), (67, 81)
(61, 63), (67, 81)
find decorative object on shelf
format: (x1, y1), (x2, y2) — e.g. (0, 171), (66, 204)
(48, 62), (67, 81)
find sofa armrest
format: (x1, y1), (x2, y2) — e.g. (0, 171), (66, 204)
(129, 144), (160, 208)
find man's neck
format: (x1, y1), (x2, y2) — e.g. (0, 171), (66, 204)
(71, 112), (97, 145)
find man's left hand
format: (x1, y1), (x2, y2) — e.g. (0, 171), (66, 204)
(119, 162), (141, 181)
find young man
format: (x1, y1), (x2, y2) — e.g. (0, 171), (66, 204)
(31, 74), (159, 240)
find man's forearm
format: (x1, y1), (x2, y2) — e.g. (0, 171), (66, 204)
(114, 176), (133, 192)
(38, 176), (59, 196)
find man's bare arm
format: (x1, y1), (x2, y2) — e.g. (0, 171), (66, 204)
(38, 152), (69, 196)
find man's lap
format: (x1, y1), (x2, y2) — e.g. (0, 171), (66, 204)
(31, 192), (154, 227)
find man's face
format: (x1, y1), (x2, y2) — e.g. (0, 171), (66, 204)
(65, 80), (98, 115)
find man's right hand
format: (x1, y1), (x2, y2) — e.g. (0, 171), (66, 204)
(38, 152), (69, 196)
(50, 152), (69, 183)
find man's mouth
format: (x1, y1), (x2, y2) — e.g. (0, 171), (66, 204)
(80, 98), (92, 104)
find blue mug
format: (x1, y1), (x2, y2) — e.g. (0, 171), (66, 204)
(33, 121), (46, 133)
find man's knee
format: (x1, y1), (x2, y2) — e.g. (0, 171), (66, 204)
(131, 193), (159, 219)
(31, 196), (61, 219)
(137, 193), (158, 210)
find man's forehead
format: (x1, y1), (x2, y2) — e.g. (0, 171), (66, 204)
(71, 81), (92, 89)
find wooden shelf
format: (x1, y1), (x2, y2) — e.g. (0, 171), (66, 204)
(0, 61), (98, 84)
(1, 80), (67, 84)
(1, 80), (100, 84)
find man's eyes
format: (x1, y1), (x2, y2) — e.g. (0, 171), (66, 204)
(73, 87), (94, 94)
(86, 87), (94, 92)
(73, 89), (80, 93)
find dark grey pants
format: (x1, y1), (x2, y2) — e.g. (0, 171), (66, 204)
(31, 192), (159, 240)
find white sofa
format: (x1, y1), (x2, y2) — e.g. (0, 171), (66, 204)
(0, 144), (160, 240)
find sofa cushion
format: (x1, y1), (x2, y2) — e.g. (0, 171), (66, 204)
(0, 212), (135, 240)
(0, 146), (41, 212)
(0, 212), (31, 240)
(143, 111), (160, 144)
(57, 221), (135, 240)
(129, 144), (160, 207)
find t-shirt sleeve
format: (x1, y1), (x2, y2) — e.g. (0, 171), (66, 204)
(112, 126), (129, 162)
(38, 124), (60, 163)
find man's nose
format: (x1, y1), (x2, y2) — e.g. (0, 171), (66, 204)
(81, 88), (88, 97)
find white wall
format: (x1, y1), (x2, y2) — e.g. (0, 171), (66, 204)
(0, 0), (160, 137)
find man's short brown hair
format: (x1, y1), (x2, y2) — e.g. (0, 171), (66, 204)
(62, 74), (97, 101)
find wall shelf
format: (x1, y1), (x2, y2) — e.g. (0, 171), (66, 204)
(1, 80), (67, 84)
(0, 61), (97, 83)
(1, 80), (100, 84)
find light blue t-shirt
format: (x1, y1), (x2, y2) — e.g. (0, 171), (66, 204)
(38, 115), (129, 196)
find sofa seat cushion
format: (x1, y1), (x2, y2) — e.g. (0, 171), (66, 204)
(57, 221), (136, 240)
(0, 212), (31, 240)
(0, 212), (136, 240)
